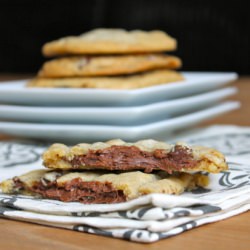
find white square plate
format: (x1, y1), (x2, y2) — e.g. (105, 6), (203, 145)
(0, 87), (237, 125)
(0, 72), (237, 106)
(0, 102), (240, 142)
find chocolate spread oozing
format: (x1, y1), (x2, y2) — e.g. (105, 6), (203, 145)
(14, 177), (126, 204)
(13, 177), (25, 191)
(69, 145), (197, 173)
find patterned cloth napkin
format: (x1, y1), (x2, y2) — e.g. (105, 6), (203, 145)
(0, 125), (249, 243)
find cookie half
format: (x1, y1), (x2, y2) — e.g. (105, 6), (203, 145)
(42, 139), (228, 174)
(0, 169), (209, 204)
(27, 70), (184, 89)
(38, 54), (182, 78)
(42, 29), (177, 57)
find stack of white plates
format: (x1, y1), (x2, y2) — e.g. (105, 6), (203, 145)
(0, 72), (239, 142)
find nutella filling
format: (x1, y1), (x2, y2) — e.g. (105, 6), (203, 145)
(13, 177), (126, 204)
(69, 145), (197, 173)
(13, 177), (25, 192)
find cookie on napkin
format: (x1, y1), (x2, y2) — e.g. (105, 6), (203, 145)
(1, 170), (208, 204)
(42, 139), (228, 173)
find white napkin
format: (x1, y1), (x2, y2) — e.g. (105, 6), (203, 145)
(0, 125), (249, 243)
